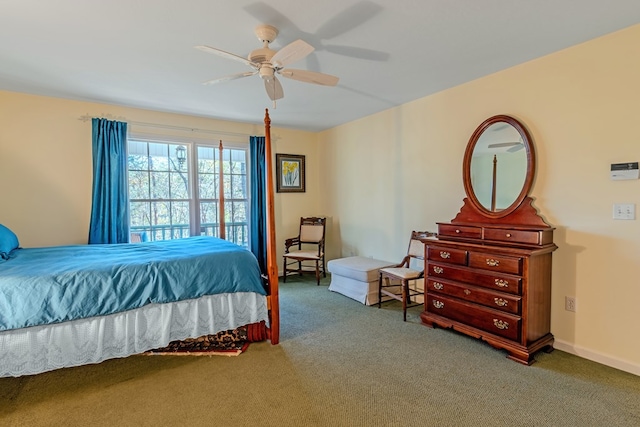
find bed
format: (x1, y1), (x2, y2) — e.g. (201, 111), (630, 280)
(0, 109), (280, 378)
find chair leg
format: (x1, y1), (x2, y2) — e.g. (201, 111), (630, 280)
(377, 273), (383, 309)
(315, 260), (320, 285)
(402, 280), (408, 322)
(322, 258), (326, 278)
(282, 258), (287, 283)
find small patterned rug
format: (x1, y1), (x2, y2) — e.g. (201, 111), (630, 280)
(144, 321), (267, 357)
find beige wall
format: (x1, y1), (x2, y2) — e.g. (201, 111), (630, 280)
(318, 24), (640, 375)
(0, 91), (320, 265)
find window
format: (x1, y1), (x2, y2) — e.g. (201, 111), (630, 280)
(127, 139), (250, 247)
(196, 145), (249, 246)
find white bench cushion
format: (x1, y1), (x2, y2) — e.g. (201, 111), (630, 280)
(327, 256), (395, 283)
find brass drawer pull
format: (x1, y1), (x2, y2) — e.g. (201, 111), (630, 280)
(433, 300), (445, 309)
(486, 258), (500, 267)
(433, 266), (444, 274)
(433, 282), (444, 290)
(505, 233), (512, 238)
(493, 319), (509, 330)
(463, 289), (471, 296)
(494, 298), (508, 307)
(440, 251), (451, 259)
(455, 229), (461, 234)
(495, 279), (509, 288)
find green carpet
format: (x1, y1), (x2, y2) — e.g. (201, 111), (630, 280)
(1, 275), (638, 426)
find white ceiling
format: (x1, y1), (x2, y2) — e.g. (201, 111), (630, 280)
(2, 1), (640, 132)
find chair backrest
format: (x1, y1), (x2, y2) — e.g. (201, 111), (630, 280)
(407, 230), (436, 260)
(299, 217), (326, 244)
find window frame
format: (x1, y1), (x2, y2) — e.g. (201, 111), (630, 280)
(127, 133), (252, 247)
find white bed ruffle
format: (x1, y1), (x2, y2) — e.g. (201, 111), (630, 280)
(0, 291), (268, 377)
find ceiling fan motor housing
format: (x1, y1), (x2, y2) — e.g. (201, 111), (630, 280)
(248, 47), (276, 64)
(249, 24), (278, 65)
(255, 24), (278, 44)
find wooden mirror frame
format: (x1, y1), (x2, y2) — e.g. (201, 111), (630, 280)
(462, 115), (535, 219)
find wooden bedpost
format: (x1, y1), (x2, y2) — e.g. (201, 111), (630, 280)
(218, 140), (226, 240)
(264, 109), (280, 344)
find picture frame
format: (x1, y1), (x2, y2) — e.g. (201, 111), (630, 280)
(276, 153), (305, 193)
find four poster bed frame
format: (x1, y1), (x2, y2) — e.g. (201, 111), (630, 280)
(0, 109), (279, 377)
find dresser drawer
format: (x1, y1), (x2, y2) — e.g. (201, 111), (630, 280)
(427, 294), (521, 341)
(427, 246), (467, 265)
(428, 262), (522, 295)
(427, 279), (521, 315)
(438, 223), (482, 239)
(483, 228), (542, 246)
(468, 252), (522, 275)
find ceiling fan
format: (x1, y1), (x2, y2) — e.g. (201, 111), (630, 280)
(195, 25), (339, 101)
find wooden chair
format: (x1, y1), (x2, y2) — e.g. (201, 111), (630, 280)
(378, 231), (435, 321)
(283, 217), (326, 285)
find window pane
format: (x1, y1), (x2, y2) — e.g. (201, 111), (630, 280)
(128, 170), (150, 199)
(231, 174), (246, 198)
(128, 155), (149, 171)
(149, 143), (169, 171)
(171, 202), (190, 238)
(228, 201), (248, 246)
(223, 174), (232, 199)
(170, 172), (189, 199)
(200, 201), (219, 237)
(170, 144), (187, 174)
(130, 202), (150, 226)
(233, 201), (247, 223)
(198, 146), (216, 174)
(150, 171), (170, 199)
(198, 172), (217, 199)
(128, 141), (149, 170)
(150, 201), (170, 225)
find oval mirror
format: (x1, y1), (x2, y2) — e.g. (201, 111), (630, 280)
(462, 115), (535, 218)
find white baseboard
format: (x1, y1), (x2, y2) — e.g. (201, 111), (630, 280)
(554, 339), (640, 377)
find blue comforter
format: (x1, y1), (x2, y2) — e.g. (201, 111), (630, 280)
(0, 237), (266, 331)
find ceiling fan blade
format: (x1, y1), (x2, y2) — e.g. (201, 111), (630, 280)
(488, 142), (521, 148)
(507, 144), (524, 153)
(279, 69), (339, 86)
(194, 45), (257, 68)
(264, 76), (284, 100)
(271, 40), (314, 68)
(203, 70), (258, 85)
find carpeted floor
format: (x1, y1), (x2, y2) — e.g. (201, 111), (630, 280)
(1, 274), (639, 426)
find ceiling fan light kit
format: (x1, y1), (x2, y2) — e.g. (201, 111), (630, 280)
(195, 24), (339, 101)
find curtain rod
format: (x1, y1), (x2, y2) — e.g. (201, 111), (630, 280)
(78, 114), (262, 138)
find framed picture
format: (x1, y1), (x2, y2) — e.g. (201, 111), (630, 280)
(276, 153), (305, 193)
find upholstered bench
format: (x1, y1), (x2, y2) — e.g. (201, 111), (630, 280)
(327, 256), (396, 305)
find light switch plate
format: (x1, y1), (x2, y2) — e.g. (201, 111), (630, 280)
(613, 203), (635, 220)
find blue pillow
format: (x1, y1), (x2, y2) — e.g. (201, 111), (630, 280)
(0, 224), (20, 260)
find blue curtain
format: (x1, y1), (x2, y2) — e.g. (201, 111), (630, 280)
(88, 118), (129, 244)
(249, 136), (267, 274)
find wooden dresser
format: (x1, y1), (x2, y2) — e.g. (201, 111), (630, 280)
(420, 115), (557, 365)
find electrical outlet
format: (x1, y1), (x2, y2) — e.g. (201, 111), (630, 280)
(565, 296), (576, 312)
(613, 203), (636, 220)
